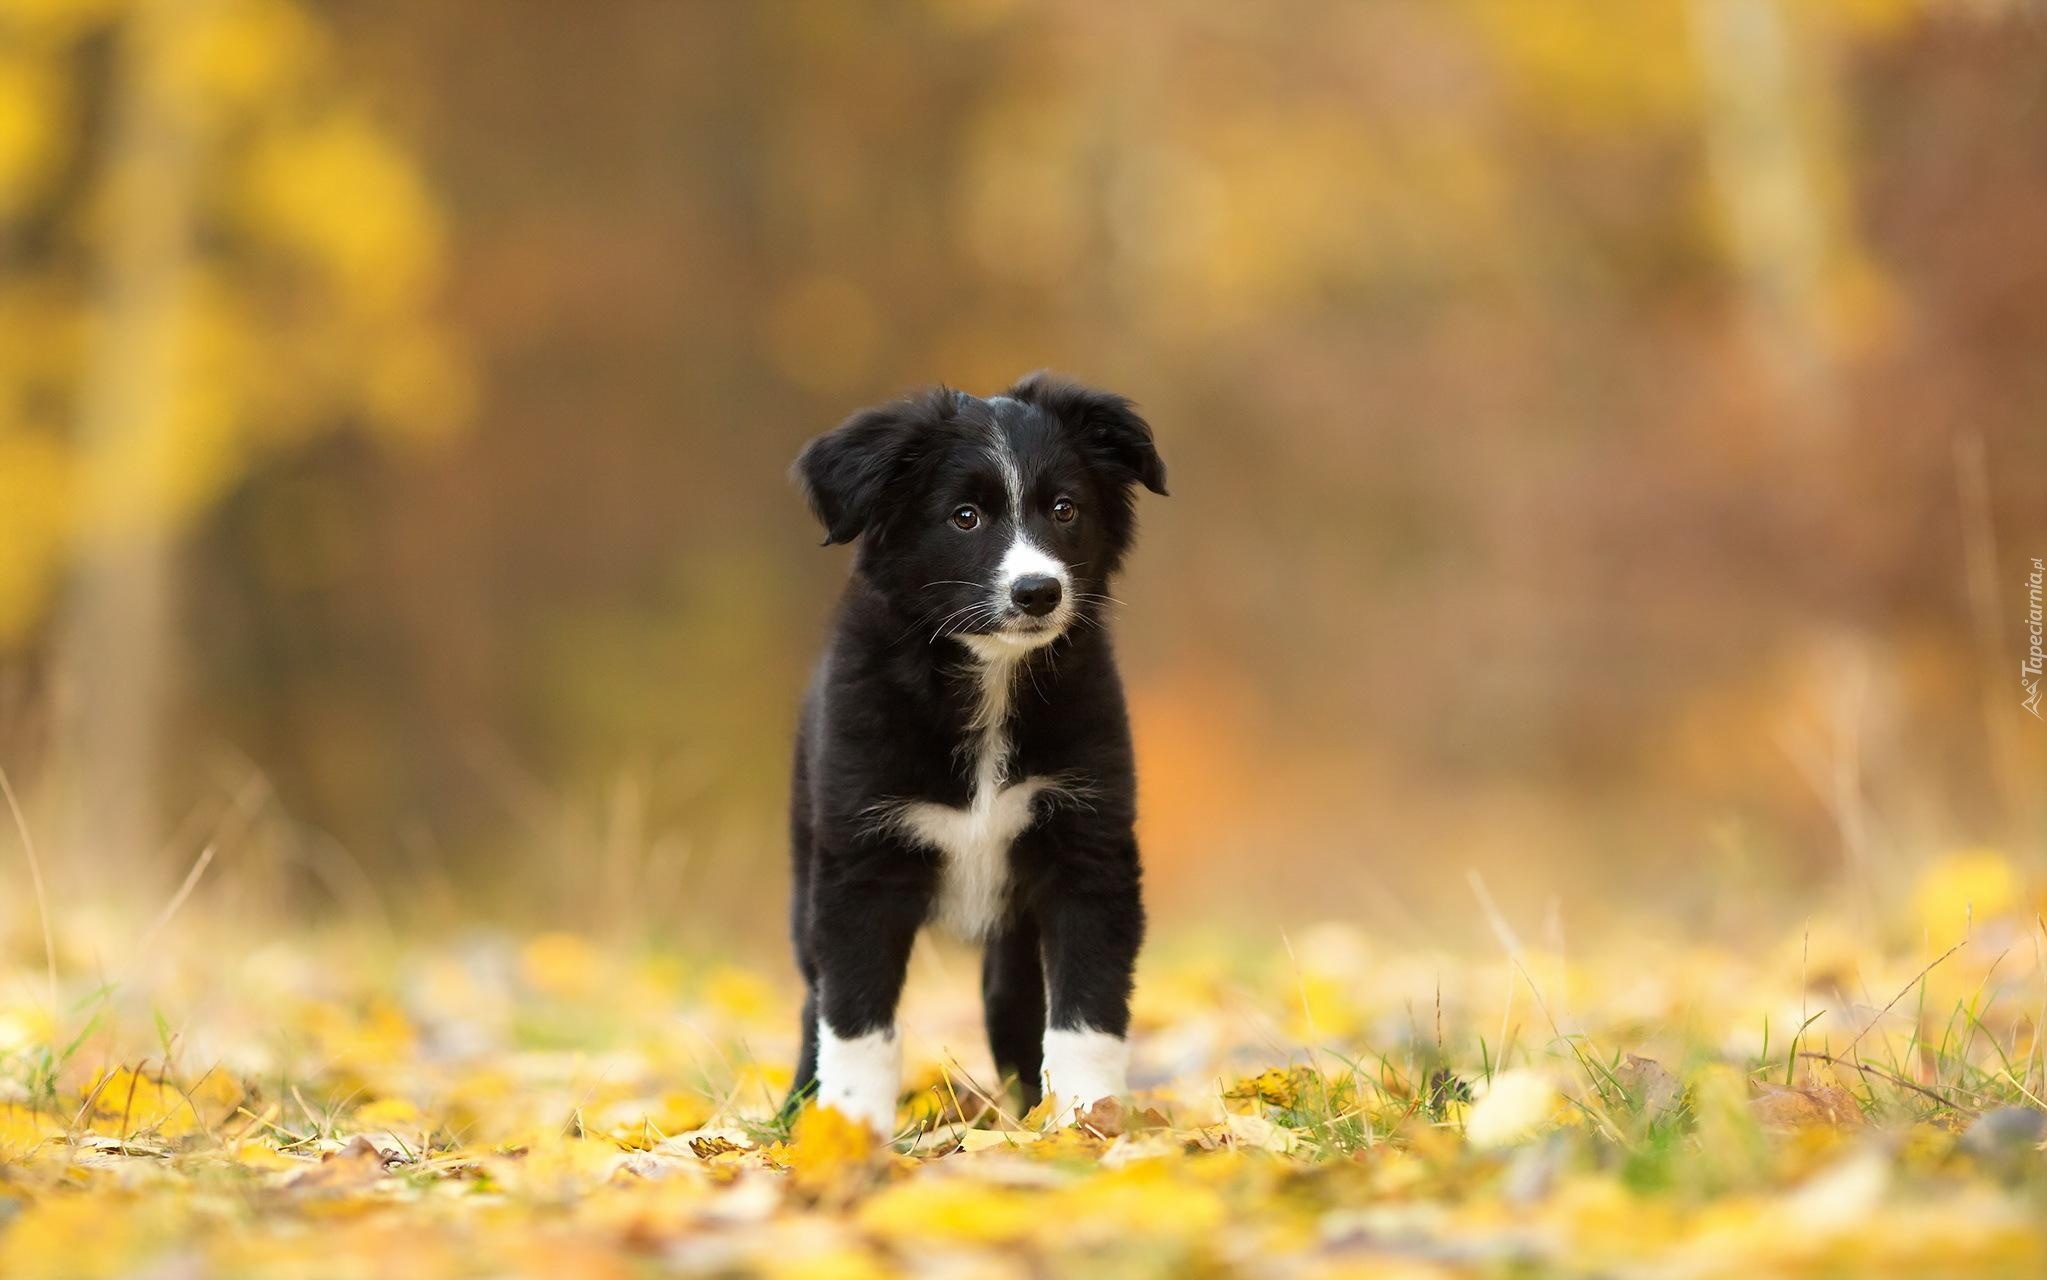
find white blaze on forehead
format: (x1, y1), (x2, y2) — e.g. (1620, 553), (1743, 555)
(814, 1022), (901, 1134)
(982, 399), (1027, 522)
(968, 396), (1073, 645)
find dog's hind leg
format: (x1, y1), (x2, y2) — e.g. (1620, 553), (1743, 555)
(782, 738), (820, 1123)
(782, 985), (820, 1123)
(982, 912), (1046, 1113)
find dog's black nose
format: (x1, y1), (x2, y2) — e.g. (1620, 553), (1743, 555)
(1010, 575), (1062, 617)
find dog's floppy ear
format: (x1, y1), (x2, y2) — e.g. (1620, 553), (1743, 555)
(1004, 372), (1167, 496)
(792, 390), (952, 545)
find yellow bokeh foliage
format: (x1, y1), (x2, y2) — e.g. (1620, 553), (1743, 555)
(0, 0), (469, 644)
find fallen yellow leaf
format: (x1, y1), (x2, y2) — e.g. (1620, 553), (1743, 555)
(785, 1104), (878, 1197)
(858, 1177), (1040, 1243)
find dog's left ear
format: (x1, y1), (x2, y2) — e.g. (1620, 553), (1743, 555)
(1005, 372), (1168, 497)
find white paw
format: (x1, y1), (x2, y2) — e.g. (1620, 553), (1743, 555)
(1039, 1026), (1128, 1123)
(815, 1023), (901, 1133)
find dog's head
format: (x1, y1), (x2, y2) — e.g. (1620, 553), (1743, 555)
(794, 374), (1167, 654)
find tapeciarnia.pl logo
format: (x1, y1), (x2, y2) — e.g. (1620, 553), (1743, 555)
(2025, 557), (2044, 719)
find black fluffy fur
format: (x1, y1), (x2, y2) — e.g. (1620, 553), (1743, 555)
(785, 373), (1166, 1115)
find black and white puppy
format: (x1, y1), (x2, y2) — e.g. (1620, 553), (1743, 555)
(785, 374), (1167, 1133)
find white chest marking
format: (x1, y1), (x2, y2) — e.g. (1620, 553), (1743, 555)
(875, 647), (1075, 940)
(900, 775), (1055, 941)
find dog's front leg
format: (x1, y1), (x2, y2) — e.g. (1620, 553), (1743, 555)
(808, 848), (930, 1135)
(1032, 833), (1144, 1123)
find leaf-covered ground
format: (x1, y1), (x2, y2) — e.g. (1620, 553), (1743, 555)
(3, 852), (2046, 1278)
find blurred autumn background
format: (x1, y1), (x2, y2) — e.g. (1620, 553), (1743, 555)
(2, 0), (2044, 959)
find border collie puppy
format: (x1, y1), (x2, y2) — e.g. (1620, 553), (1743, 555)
(785, 374), (1167, 1134)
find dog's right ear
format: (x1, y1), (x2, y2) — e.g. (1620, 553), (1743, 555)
(792, 392), (949, 545)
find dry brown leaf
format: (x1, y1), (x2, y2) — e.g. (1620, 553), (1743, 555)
(689, 1134), (748, 1159)
(1076, 1096), (1126, 1139)
(1614, 1055), (1681, 1118)
(1805, 1085), (1869, 1130)
(1750, 1084), (1866, 1132)
(1132, 1106), (1172, 1131)
(286, 1134), (393, 1193)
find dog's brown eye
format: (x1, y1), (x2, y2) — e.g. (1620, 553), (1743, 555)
(1051, 498), (1077, 524)
(950, 505), (981, 531)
